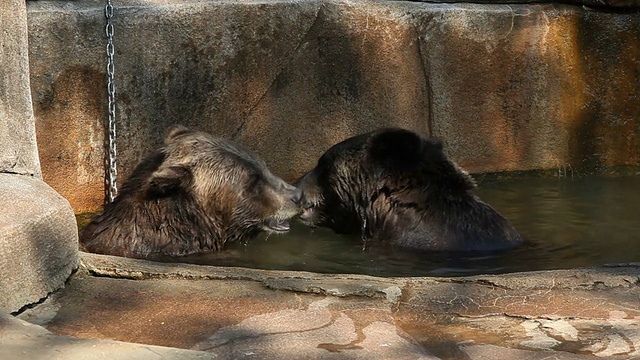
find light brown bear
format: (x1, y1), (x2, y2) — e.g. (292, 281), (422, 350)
(80, 126), (299, 259)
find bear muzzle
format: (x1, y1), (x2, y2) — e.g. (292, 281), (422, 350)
(298, 207), (316, 224)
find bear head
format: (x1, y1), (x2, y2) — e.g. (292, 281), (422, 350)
(80, 125), (300, 259)
(294, 128), (523, 252)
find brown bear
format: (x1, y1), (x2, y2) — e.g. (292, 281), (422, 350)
(80, 125), (299, 259)
(293, 128), (523, 252)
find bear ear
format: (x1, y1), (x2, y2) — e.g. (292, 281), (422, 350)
(369, 129), (428, 170)
(164, 125), (191, 144)
(147, 165), (191, 196)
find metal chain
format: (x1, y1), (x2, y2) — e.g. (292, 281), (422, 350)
(105, 0), (118, 202)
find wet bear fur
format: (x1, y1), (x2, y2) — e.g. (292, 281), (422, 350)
(80, 126), (299, 259)
(294, 128), (523, 252)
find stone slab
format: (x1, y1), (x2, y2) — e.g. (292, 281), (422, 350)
(26, 0), (640, 213)
(0, 312), (216, 360)
(0, 173), (78, 313)
(12, 253), (639, 359)
(17, 267), (437, 359)
(4, 309), (621, 360)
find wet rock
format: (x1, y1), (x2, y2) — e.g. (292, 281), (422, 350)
(80, 252), (405, 300)
(263, 278), (403, 301)
(439, 265), (640, 290)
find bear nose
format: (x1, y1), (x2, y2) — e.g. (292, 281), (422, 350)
(291, 188), (304, 205)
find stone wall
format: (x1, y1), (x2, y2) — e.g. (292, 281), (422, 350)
(26, 0), (640, 214)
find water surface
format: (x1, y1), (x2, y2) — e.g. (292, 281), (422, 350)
(158, 175), (640, 277)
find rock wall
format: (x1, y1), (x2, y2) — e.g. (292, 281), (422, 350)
(26, 0), (640, 213)
(0, 174), (78, 313)
(0, 0), (78, 313)
(1, 0), (40, 176)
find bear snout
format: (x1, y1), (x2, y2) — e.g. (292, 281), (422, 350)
(299, 207), (315, 222)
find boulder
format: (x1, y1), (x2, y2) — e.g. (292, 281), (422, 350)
(0, 0), (79, 313)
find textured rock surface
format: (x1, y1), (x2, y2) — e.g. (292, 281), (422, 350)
(27, 0), (640, 213)
(0, 0), (79, 314)
(418, 4), (640, 173)
(0, 0), (40, 176)
(0, 174), (79, 313)
(414, 0), (640, 7)
(12, 253), (640, 359)
(0, 312), (216, 360)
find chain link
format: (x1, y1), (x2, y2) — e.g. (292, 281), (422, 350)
(105, 0), (118, 202)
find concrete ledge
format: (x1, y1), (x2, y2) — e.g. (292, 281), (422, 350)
(0, 173), (78, 313)
(11, 253), (640, 359)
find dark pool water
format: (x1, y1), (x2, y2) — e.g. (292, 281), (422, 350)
(77, 175), (640, 277)
(141, 174), (637, 277)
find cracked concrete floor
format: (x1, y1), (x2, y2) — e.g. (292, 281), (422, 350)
(11, 253), (640, 359)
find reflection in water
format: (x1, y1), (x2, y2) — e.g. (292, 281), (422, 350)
(141, 175), (640, 277)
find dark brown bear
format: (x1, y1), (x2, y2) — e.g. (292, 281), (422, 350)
(80, 125), (299, 259)
(294, 128), (523, 252)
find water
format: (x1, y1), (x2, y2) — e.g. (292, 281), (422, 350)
(83, 175), (640, 277)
